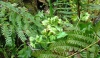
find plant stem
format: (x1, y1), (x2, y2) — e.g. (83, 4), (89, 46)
(66, 36), (100, 58)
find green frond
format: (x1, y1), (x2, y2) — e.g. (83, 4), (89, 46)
(0, 1), (43, 29)
(2, 24), (13, 46)
(37, 26), (99, 58)
(38, 54), (66, 58)
(68, 34), (96, 44)
(9, 12), (17, 27)
(0, 1), (44, 43)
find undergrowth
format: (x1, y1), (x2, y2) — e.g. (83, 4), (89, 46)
(0, 1), (100, 58)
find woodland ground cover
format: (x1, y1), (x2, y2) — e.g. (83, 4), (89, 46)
(0, 0), (100, 58)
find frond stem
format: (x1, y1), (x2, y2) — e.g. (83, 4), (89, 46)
(67, 39), (99, 58)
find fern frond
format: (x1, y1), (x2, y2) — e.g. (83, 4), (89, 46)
(68, 34), (96, 44)
(40, 26), (99, 58)
(15, 15), (26, 42)
(2, 24), (12, 46)
(38, 54), (66, 58)
(0, 1), (42, 29)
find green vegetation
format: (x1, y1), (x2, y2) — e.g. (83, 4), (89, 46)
(0, 0), (100, 58)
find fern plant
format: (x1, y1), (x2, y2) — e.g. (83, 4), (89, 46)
(53, 0), (100, 23)
(32, 15), (100, 58)
(0, 1), (45, 58)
